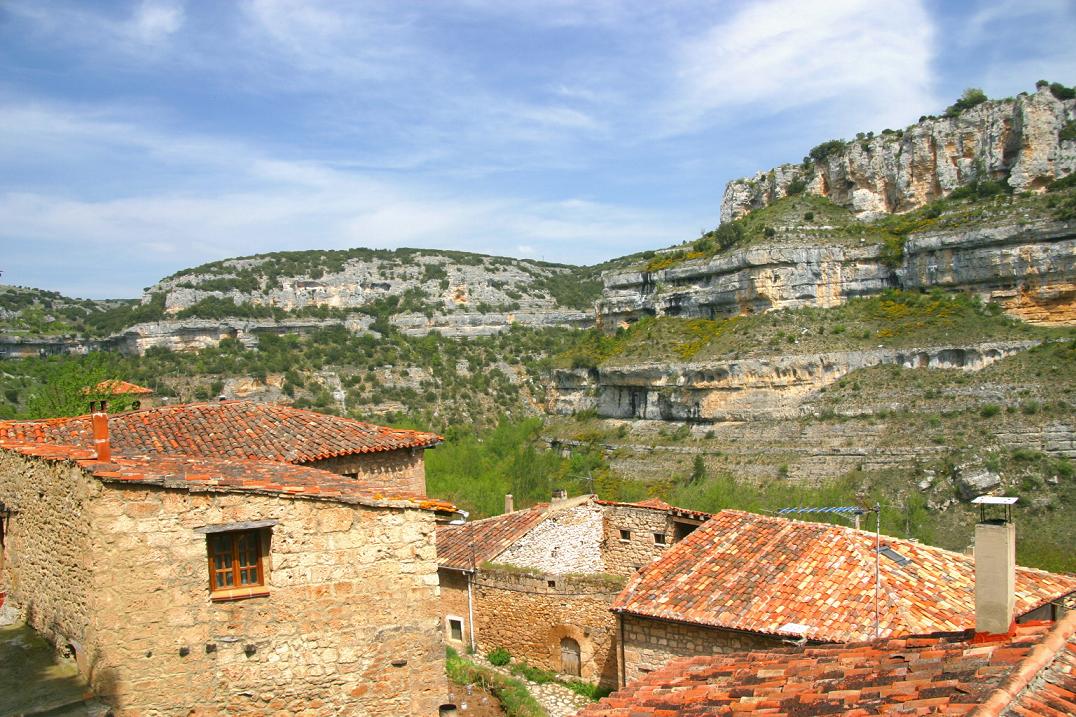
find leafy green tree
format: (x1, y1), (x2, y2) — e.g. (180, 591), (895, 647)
(945, 88), (988, 117)
(23, 354), (142, 418)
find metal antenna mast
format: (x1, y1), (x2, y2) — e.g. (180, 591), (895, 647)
(776, 503), (883, 640)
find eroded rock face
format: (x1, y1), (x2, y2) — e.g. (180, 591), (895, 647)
(149, 253), (577, 315)
(547, 341), (1036, 422)
(598, 220), (1076, 328)
(720, 86), (1076, 223)
(391, 310), (592, 337)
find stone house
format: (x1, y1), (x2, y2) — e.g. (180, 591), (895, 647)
(0, 402), (455, 716)
(435, 494), (710, 687)
(612, 509), (1076, 686)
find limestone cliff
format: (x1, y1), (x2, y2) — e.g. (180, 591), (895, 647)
(599, 218), (1075, 328)
(720, 84), (1076, 222)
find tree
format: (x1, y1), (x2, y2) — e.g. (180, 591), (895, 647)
(945, 88), (988, 117)
(690, 455), (707, 484)
(23, 353), (141, 419)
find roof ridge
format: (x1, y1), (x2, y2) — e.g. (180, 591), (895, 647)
(969, 609), (1076, 717)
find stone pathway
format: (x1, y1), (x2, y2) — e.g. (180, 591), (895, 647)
(470, 654), (591, 717)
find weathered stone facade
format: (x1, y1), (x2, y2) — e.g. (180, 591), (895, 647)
(472, 569), (620, 686)
(438, 568), (474, 650)
(619, 614), (783, 686)
(0, 451), (448, 716)
(308, 448), (427, 496)
(496, 502), (605, 574)
(600, 506), (675, 575)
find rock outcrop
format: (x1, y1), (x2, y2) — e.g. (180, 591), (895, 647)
(598, 220), (1075, 328)
(548, 341), (1036, 423)
(720, 85), (1076, 222)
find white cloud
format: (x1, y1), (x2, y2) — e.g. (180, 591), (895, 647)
(665, 0), (937, 134)
(5, 0), (185, 52)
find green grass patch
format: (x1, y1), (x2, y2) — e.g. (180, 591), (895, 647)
(446, 648), (546, 717)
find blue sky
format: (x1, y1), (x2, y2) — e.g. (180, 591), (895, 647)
(1, 1), (1074, 298)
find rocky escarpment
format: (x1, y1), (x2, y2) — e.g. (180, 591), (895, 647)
(598, 219), (1075, 328)
(150, 250), (590, 315)
(548, 341), (1035, 423)
(721, 84), (1075, 222)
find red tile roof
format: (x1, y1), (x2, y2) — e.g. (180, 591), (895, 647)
(576, 611), (1076, 717)
(0, 439), (455, 513)
(89, 379), (154, 395)
(596, 497), (712, 522)
(614, 510), (1076, 642)
(0, 400), (441, 463)
(437, 503), (551, 571)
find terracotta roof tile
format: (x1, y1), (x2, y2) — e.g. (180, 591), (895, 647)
(0, 400), (441, 463)
(88, 379), (154, 395)
(436, 504), (551, 571)
(595, 497), (712, 522)
(0, 438), (455, 513)
(614, 510), (1076, 643)
(576, 613), (1076, 717)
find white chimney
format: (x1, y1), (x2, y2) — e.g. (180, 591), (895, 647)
(972, 496), (1017, 636)
(504, 494), (514, 514)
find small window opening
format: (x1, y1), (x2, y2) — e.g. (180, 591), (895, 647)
(619, 529), (631, 541)
(207, 529), (266, 599)
(654, 532), (667, 545)
(448, 618), (463, 642)
(547, 579), (556, 588)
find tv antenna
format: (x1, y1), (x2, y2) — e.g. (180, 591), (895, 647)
(777, 503), (883, 640)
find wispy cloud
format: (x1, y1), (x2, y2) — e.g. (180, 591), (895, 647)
(5, 0), (185, 52)
(664, 0), (937, 135)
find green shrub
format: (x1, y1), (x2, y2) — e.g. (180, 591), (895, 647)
(1061, 121), (1076, 142)
(1048, 82), (1076, 101)
(807, 139), (848, 164)
(563, 679), (614, 700)
(786, 177), (807, 195)
(945, 87), (988, 117)
(509, 661), (555, 684)
(488, 647), (511, 666)
(1048, 173), (1076, 191)
(979, 404), (1001, 418)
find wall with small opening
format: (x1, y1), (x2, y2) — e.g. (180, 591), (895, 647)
(472, 567), (621, 687)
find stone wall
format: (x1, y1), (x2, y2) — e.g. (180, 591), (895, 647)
(600, 506), (673, 576)
(495, 502), (605, 574)
(0, 451), (448, 716)
(0, 453), (101, 670)
(307, 448), (428, 496)
(473, 569), (620, 687)
(438, 568), (474, 650)
(619, 614), (783, 686)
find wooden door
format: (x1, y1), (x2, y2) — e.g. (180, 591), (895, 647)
(560, 637), (581, 677)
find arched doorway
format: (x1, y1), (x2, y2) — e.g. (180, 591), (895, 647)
(560, 637), (581, 677)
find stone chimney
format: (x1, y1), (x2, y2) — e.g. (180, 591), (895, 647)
(90, 401), (111, 463)
(551, 488), (567, 505)
(973, 496), (1018, 636)
(504, 494), (514, 514)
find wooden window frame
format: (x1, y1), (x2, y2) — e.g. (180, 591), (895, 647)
(206, 528), (270, 602)
(654, 532), (667, 545)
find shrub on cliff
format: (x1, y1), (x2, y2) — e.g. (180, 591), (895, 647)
(945, 87), (988, 117)
(807, 139), (848, 164)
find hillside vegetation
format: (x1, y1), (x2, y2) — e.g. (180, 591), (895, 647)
(561, 290), (1067, 368)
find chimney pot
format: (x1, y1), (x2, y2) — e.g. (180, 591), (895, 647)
(504, 494), (514, 514)
(551, 488), (567, 504)
(91, 408), (111, 463)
